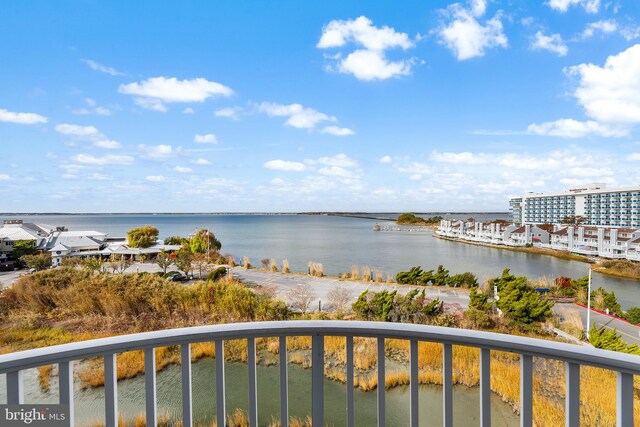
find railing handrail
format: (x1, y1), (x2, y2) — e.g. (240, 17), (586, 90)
(1, 320), (639, 375)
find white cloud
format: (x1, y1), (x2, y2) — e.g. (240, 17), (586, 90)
(437, 2), (507, 60)
(183, 107), (195, 114)
(72, 154), (134, 165)
(409, 174), (423, 181)
(379, 155), (392, 164)
(214, 106), (242, 120)
(0, 108), (47, 125)
(527, 119), (627, 137)
(531, 31), (568, 56)
(118, 77), (233, 111)
(192, 158), (211, 165)
(81, 59), (125, 76)
(317, 153), (357, 168)
(257, 102), (335, 129)
(317, 15), (413, 51)
(55, 123), (121, 148)
(317, 16), (416, 81)
(318, 166), (353, 177)
(93, 139), (121, 149)
(73, 98), (111, 116)
(133, 97), (167, 112)
(581, 20), (618, 39)
(337, 49), (413, 81)
(264, 160), (306, 172)
(565, 44), (640, 125)
(56, 124), (99, 137)
(146, 175), (166, 182)
(321, 125), (355, 136)
(173, 166), (193, 173)
(547, 0), (600, 14)
(0, 174), (10, 181)
(194, 133), (218, 144)
(431, 151), (490, 164)
(627, 153), (640, 161)
(138, 144), (175, 159)
(87, 173), (112, 181)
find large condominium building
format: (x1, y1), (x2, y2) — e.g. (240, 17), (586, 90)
(509, 183), (640, 228)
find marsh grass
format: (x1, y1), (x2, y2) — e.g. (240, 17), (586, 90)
(351, 264), (359, 280)
(282, 259), (290, 273)
(361, 265), (372, 282)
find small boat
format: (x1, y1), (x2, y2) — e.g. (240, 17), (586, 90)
(373, 223), (381, 231)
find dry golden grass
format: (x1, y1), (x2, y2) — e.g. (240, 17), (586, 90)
(37, 364), (53, 392)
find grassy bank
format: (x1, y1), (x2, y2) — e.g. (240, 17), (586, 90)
(593, 259), (640, 281)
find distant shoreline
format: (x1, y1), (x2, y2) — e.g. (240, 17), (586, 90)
(0, 211), (510, 216)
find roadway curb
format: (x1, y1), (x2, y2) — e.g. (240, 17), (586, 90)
(575, 303), (640, 328)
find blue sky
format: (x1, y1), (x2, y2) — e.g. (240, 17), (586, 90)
(2, 0), (640, 212)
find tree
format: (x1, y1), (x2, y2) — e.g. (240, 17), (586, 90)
(20, 253), (52, 271)
(492, 269), (554, 325)
(191, 253), (213, 279)
(190, 229), (222, 253)
(155, 251), (173, 275)
(164, 236), (189, 246)
(174, 248), (194, 276)
(127, 226), (159, 248)
(327, 285), (353, 312)
(469, 286), (491, 311)
(11, 240), (38, 259)
(82, 257), (103, 273)
(286, 283), (316, 313)
(108, 254), (132, 274)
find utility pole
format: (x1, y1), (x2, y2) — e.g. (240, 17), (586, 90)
(586, 267), (592, 339)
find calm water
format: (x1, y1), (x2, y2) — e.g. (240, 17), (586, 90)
(0, 358), (518, 426)
(3, 213), (639, 308)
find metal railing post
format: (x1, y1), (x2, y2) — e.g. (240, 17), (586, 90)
(59, 361), (74, 427)
(480, 348), (491, 427)
(104, 353), (118, 427)
(565, 362), (580, 427)
(312, 334), (325, 427)
(410, 340), (419, 427)
(144, 348), (157, 427)
(520, 354), (533, 427)
(215, 340), (226, 427)
(279, 336), (289, 427)
(181, 344), (193, 427)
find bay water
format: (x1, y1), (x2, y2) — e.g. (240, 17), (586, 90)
(2, 213), (639, 309)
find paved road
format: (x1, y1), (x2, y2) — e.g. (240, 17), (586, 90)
(0, 270), (27, 289)
(553, 303), (640, 346)
(231, 268), (470, 311)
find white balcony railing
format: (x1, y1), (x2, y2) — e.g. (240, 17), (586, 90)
(0, 321), (639, 427)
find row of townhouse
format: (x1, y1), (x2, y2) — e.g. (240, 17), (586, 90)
(436, 219), (550, 247)
(543, 226), (640, 260)
(0, 220), (181, 267)
(437, 219), (640, 260)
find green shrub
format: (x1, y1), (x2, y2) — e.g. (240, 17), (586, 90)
(352, 289), (441, 323)
(589, 325), (640, 355)
(624, 307), (640, 324)
(207, 267), (228, 282)
(491, 269), (554, 325)
(163, 271), (180, 278)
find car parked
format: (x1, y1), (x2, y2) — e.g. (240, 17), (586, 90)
(166, 273), (188, 282)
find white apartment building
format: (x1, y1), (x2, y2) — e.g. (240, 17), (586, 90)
(509, 183), (640, 228)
